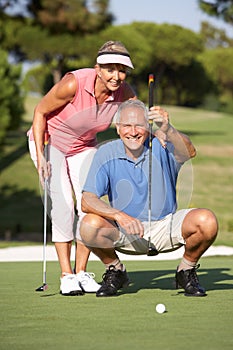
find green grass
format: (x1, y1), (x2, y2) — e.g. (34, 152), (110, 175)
(161, 106), (233, 246)
(0, 96), (233, 246)
(0, 258), (232, 350)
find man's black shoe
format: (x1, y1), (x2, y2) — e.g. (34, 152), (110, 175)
(96, 265), (130, 297)
(175, 265), (207, 297)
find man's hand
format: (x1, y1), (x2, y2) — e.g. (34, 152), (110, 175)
(148, 105), (196, 161)
(114, 212), (144, 238)
(148, 106), (171, 148)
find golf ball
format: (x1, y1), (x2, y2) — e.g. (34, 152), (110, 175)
(156, 303), (166, 314)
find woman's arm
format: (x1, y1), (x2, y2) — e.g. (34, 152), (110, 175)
(32, 73), (77, 178)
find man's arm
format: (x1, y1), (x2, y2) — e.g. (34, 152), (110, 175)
(81, 192), (144, 237)
(166, 126), (196, 163)
(82, 192), (120, 220)
(149, 106), (196, 163)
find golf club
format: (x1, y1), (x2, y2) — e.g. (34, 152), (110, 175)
(147, 74), (158, 256)
(36, 131), (49, 291)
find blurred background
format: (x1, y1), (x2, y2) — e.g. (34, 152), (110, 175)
(0, 0), (232, 246)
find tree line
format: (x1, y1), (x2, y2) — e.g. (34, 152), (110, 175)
(0, 0), (233, 151)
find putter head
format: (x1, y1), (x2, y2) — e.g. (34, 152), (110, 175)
(147, 247), (159, 256)
(35, 283), (48, 292)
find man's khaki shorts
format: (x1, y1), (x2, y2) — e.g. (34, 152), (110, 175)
(114, 209), (194, 255)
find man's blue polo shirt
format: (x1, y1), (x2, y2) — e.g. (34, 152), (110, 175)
(83, 138), (182, 221)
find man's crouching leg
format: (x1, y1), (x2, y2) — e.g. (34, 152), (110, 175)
(176, 208), (218, 297)
(80, 214), (130, 297)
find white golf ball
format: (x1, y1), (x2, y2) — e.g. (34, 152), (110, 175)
(156, 303), (166, 314)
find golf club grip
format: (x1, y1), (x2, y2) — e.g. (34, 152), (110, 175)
(44, 130), (49, 160)
(148, 74), (154, 109)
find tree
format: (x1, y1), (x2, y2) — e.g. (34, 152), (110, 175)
(82, 22), (213, 107)
(27, 0), (113, 34)
(24, 22), (214, 107)
(0, 2), (225, 108)
(128, 22), (209, 106)
(198, 0), (233, 24)
(0, 49), (24, 150)
(0, 0), (114, 84)
(200, 21), (233, 48)
(199, 47), (233, 111)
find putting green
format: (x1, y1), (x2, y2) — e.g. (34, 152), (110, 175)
(0, 256), (232, 350)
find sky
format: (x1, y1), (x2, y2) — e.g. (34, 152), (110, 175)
(6, 0), (233, 37)
(109, 0), (233, 37)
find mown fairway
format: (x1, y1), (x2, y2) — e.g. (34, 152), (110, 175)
(0, 257), (232, 350)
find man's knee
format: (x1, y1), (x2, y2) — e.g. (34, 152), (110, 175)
(195, 208), (218, 233)
(183, 208), (218, 242)
(81, 213), (103, 227)
(80, 214), (102, 242)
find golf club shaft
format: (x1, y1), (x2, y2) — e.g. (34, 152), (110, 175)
(147, 74), (159, 255)
(43, 178), (47, 285)
(43, 131), (49, 285)
(148, 74), (154, 243)
(35, 131), (49, 291)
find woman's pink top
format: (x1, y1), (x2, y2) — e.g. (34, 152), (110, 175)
(29, 68), (126, 156)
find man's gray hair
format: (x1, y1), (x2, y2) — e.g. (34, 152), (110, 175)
(115, 100), (148, 124)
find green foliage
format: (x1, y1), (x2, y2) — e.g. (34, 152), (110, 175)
(115, 23), (208, 106)
(0, 49), (25, 150)
(132, 22), (204, 67)
(23, 65), (53, 94)
(28, 0), (113, 34)
(199, 47), (233, 111)
(21, 21), (224, 107)
(1, 1), (232, 108)
(200, 21), (233, 48)
(199, 0), (233, 24)
(200, 47), (233, 85)
(0, 0), (114, 76)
